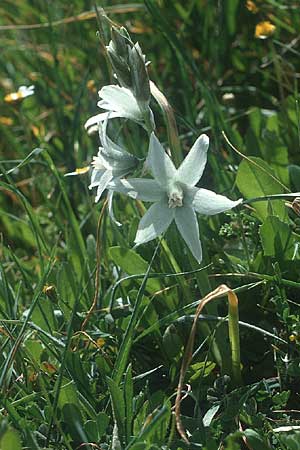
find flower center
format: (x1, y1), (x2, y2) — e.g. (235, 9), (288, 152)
(168, 185), (183, 208)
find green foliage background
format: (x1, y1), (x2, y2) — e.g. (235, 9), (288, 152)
(1, 0), (300, 449)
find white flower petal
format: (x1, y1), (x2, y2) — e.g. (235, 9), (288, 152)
(84, 112), (120, 130)
(176, 134), (209, 186)
(109, 178), (164, 202)
(174, 205), (202, 263)
(18, 85), (35, 98)
(89, 167), (105, 186)
(192, 188), (243, 215)
(107, 191), (122, 227)
(147, 133), (176, 187)
(89, 170), (113, 202)
(98, 85), (142, 121)
(134, 200), (174, 245)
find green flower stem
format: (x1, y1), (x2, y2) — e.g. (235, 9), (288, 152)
(160, 238), (191, 302)
(243, 193), (299, 205)
(228, 290), (242, 386)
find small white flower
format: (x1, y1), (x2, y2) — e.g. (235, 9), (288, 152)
(84, 85), (154, 132)
(4, 85), (35, 103)
(18, 85), (35, 98)
(111, 133), (242, 262)
(89, 123), (138, 203)
(66, 123), (138, 225)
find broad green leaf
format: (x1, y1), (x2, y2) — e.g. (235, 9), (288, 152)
(236, 157), (286, 221)
(260, 216), (300, 260)
(261, 116), (289, 186)
(278, 432), (300, 450)
(58, 380), (79, 409)
(31, 298), (57, 333)
(0, 428), (22, 450)
(24, 339), (44, 364)
(246, 109), (289, 186)
(243, 429), (271, 450)
(109, 246), (161, 292)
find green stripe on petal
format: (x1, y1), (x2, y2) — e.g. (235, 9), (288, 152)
(134, 200), (174, 245)
(174, 205), (202, 263)
(110, 178), (164, 202)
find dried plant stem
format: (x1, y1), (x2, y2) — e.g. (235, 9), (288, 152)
(175, 284), (242, 444)
(227, 290), (242, 386)
(150, 81), (182, 166)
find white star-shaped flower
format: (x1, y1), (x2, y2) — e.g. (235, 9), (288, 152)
(111, 133), (242, 262)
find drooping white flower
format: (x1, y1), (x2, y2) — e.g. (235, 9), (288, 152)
(66, 122), (138, 223)
(89, 134), (138, 203)
(84, 85), (154, 132)
(111, 133), (242, 262)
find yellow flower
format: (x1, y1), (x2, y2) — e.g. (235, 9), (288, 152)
(0, 116), (13, 126)
(75, 166), (90, 174)
(246, 1), (258, 13)
(65, 166), (90, 176)
(255, 21), (276, 39)
(96, 338), (105, 348)
(86, 79), (96, 93)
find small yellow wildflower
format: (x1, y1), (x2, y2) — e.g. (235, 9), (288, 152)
(42, 284), (58, 302)
(96, 338), (105, 348)
(246, 1), (259, 13)
(43, 284), (55, 295)
(86, 79), (96, 93)
(75, 166), (90, 175)
(255, 21), (276, 39)
(0, 117), (13, 126)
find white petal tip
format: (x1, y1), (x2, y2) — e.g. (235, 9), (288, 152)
(64, 172), (77, 177)
(198, 134), (209, 148)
